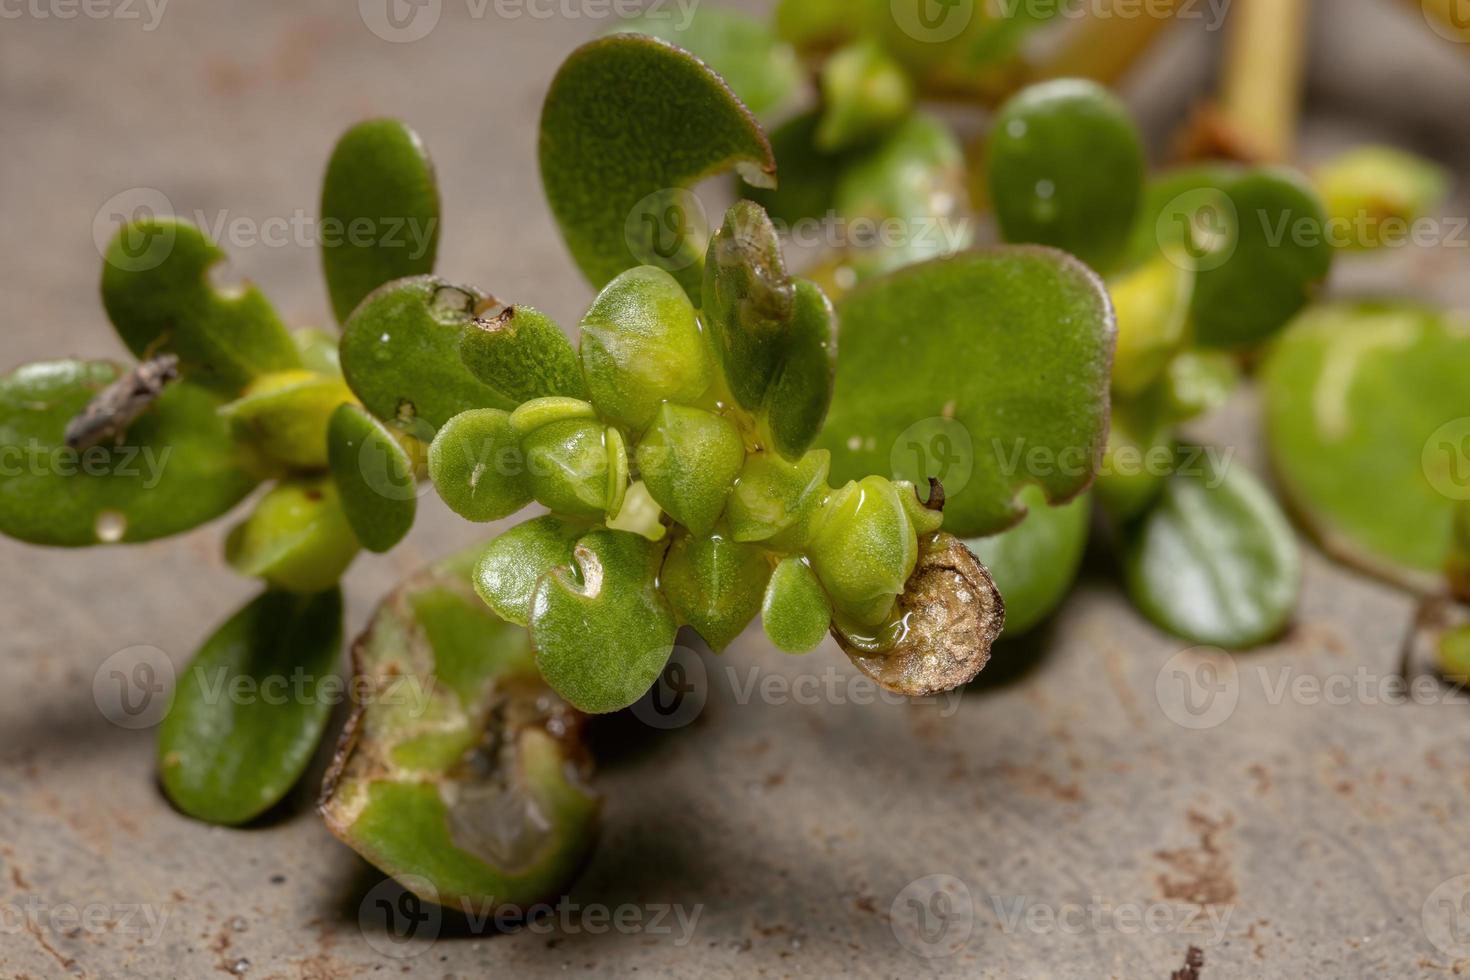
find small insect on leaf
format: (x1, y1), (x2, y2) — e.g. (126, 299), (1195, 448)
(63, 353), (180, 451)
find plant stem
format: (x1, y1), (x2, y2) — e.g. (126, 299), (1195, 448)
(1218, 0), (1309, 162)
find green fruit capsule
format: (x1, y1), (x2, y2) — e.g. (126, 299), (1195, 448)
(225, 477), (360, 594)
(522, 418), (625, 520)
(805, 475), (918, 627)
(220, 369), (355, 470)
(636, 404), (745, 537)
(427, 408), (533, 523)
(726, 449), (831, 546)
(460, 305), (589, 405)
(761, 556), (831, 654)
(660, 531), (770, 652)
(579, 266), (712, 430)
(475, 516), (586, 626)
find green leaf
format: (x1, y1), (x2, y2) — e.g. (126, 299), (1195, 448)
(635, 403), (744, 537)
(225, 477), (360, 594)
(806, 475), (918, 628)
(986, 79), (1144, 275)
(340, 276), (514, 434)
(579, 265), (713, 430)
(1161, 350), (1239, 423)
(725, 449), (831, 546)
(530, 529), (676, 713)
(101, 218), (301, 394)
(610, 7), (801, 118)
(320, 547), (597, 912)
(967, 486), (1090, 638)
(760, 279), (837, 460)
(1261, 302), (1470, 588)
(159, 588), (342, 825)
(320, 118), (441, 324)
(761, 556), (831, 654)
(1313, 145), (1448, 251)
(459, 305), (588, 405)
(1108, 256), (1193, 399)
(660, 531), (770, 652)
(474, 516), (586, 626)
(819, 247), (1116, 537)
(328, 403), (417, 553)
(521, 419), (623, 521)
(426, 408), (531, 523)
(219, 370), (354, 470)
(539, 34), (776, 295)
(815, 40), (913, 152)
(1123, 452), (1300, 649)
(0, 359), (258, 546)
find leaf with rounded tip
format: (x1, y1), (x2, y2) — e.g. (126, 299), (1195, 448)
(725, 449), (831, 546)
(1262, 302), (1470, 589)
(609, 7), (801, 119)
(321, 118), (441, 324)
(702, 202), (796, 411)
(521, 419), (621, 521)
(986, 79), (1144, 275)
(160, 588), (342, 826)
(761, 278), (837, 459)
(660, 531), (770, 652)
(427, 408), (531, 523)
(966, 486), (1089, 638)
(635, 404), (744, 537)
(509, 396), (598, 438)
(220, 370), (355, 470)
(1123, 452), (1300, 649)
(474, 516), (586, 626)
(0, 359), (258, 546)
(101, 218), (300, 394)
(459, 305), (587, 406)
(226, 477), (360, 594)
(340, 276), (514, 434)
(320, 547), (598, 912)
(530, 529), (676, 714)
(328, 403), (416, 553)
(539, 34), (776, 295)
(762, 556), (831, 654)
(815, 40), (913, 152)
(819, 247), (1116, 538)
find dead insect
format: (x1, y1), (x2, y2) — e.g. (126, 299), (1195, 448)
(63, 354), (180, 450)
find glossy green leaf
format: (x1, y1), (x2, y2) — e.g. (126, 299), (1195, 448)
(820, 247), (1116, 537)
(726, 449), (831, 547)
(320, 118), (441, 324)
(761, 279), (837, 460)
(426, 408), (531, 523)
(806, 475), (918, 628)
(579, 265), (712, 430)
(328, 403), (416, 553)
(101, 218), (300, 394)
(1123, 452), (1300, 649)
(530, 529), (677, 713)
(459, 305), (588, 405)
(761, 556), (831, 654)
(539, 34), (776, 295)
(0, 360), (258, 546)
(159, 588), (342, 825)
(1262, 302), (1470, 588)
(340, 276), (513, 434)
(220, 370), (354, 470)
(987, 79), (1144, 275)
(320, 547), (597, 912)
(225, 477), (360, 594)
(816, 40), (913, 152)
(660, 531), (770, 652)
(610, 7), (801, 118)
(521, 419), (622, 521)
(474, 516), (586, 626)
(967, 486), (1090, 637)
(1314, 145), (1448, 251)
(509, 396), (598, 438)
(635, 403), (744, 537)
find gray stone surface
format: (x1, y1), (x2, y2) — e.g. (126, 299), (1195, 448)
(2, 0), (1470, 976)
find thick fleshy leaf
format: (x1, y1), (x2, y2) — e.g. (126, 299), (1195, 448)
(328, 403), (416, 553)
(760, 279), (837, 460)
(661, 531), (770, 652)
(0, 360), (258, 546)
(815, 40), (913, 152)
(806, 475), (918, 627)
(702, 202), (796, 412)
(1262, 303), (1470, 588)
(159, 588), (342, 825)
(474, 516), (586, 626)
(1123, 453), (1300, 649)
(220, 370), (354, 470)
(340, 276), (513, 434)
(521, 419), (624, 521)
(819, 247), (1116, 537)
(725, 449), (831, 546)
(427, 408), (531, 523)
(966, 486), (1090, 638)
(539, 34), (776, 295)
(762, 556), (831, 654)
(1313, 146), (1448, 251)
(459, 305), (588, 405)
(101, 218), (300, 394)
(986, 79), (1144, 275)
(610, 7), (801, 118)
(635, 403), (744, 536)
(225, 477), (360, 594)
(1108, 257), (1192, 399)
(579, 265), (713, 430)
(530, 529), (676, 713)
(320, 118), (441, 324)
(320, 546), (598, 912)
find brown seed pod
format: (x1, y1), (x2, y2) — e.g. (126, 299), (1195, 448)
(834, 532), (1005, 697)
